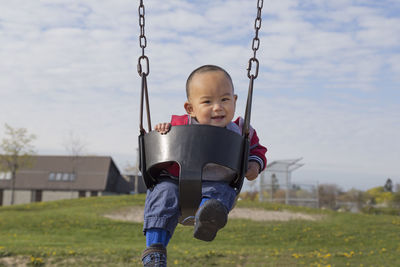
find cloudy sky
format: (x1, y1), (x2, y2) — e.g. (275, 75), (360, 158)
(1, 0), (399, 190)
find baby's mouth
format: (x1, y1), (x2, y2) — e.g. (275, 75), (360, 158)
(211, 115), (225, 120)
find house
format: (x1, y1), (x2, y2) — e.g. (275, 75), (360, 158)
(0, 155), (146, 206)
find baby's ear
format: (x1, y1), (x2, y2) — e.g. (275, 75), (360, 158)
(184, 101), (193, 115)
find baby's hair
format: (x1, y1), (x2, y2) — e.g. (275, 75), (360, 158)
(186, 65), (234, 99)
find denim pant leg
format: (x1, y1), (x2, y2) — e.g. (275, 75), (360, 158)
(143, 178), (180, 236)
(201, 181), (237, 212)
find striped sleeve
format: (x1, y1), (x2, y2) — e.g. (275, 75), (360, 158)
(248, 128), (267, 172)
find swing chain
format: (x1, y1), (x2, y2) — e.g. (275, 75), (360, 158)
(138, 0), (149, 77)
(138, 0), (151, 133)
(243, 0), (263, 138)
(247, 0), (263, 79)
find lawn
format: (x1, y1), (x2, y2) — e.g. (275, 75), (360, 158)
(0, 194), (399, 266)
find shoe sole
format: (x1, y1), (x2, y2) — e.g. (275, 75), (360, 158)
(193, 200), (227, 242)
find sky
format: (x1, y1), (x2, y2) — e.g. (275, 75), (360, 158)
(0, 0), (399, 191)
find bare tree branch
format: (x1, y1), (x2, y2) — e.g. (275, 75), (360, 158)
(0, 123), (36, 205)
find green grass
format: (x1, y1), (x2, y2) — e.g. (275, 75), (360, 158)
(0, 195), (399, 266)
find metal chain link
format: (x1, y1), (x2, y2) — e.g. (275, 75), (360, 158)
(247, 0), (263, 79)
(138, 0), (151, 133)
(138, 0), (149, 77)
(243, 0), (263, 138)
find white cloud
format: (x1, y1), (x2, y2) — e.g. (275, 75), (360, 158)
(250, 95), (400, 189)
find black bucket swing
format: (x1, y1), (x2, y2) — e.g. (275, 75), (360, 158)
(137, 0), (264, 224)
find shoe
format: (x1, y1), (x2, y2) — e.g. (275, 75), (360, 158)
(141, 243), (167, 267)
(193, 199), (228, 242)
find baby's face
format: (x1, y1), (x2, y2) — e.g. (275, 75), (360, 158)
(185, 70), (237, 127)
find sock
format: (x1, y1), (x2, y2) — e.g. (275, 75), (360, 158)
(200, 197), (211, 207)
(146, 228), (171, 248)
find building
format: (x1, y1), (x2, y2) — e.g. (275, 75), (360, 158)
(0, 155), (146, 206)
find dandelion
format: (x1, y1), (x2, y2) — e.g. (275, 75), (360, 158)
(340, 251), (354, 258)
(30, 256), (44, 266)
(174, 260), (179, 264)
(323, 253), (331, 259)
(272, 249), (280, 256)
(292, 253), (304, 259)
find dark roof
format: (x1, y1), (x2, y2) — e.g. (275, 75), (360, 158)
(0, 155), (121, 191)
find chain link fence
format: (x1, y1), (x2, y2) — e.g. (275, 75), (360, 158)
(249, 159), (319, 208)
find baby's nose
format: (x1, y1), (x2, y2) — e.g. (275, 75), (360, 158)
(213, 103), (223, 110)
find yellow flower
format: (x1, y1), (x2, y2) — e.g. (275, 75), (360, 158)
(30, 257), (44, 264)
(323, 253), (331, 259)
(343, 251), (354, 258)
(292, 253), (300, 259)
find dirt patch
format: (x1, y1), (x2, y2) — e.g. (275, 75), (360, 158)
(104, 207), (145, 223)
(0, 256), (29, 267)
(228, 208), (323, 221)
(104, 206), (323, 223)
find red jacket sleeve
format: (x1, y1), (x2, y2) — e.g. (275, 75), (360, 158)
(170, 115), (190, 126)
(248, 128), (267, 172)
(234, 117), (267, 172)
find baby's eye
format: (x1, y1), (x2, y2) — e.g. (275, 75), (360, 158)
(201, 100), (211, 104)
(222, 98), (230, 102)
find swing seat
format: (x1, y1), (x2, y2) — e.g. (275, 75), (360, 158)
(139, 124), (249, 224)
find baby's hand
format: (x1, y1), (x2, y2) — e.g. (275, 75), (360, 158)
(245, 161), (260, 181)
(155, 122), (171, 134)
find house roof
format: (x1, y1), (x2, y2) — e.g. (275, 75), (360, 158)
(0, 155), (120, 191)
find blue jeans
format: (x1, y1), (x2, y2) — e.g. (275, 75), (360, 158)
(143, 178), (237, 236)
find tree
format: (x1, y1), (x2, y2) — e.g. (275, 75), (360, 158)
(383, 178), (393, 193)
(63, 131), (86, 157)
(0, 124), (36, 205)
(366, 186), (393, 206)
(63, 130), (87, 178)
(318, 184), (342, 209)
